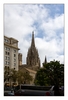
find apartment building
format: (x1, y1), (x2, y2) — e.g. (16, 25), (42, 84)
(4, 36), (20, 71)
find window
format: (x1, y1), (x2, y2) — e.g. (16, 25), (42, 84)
(5, 61), (7, 64)
(4, 38), (9, 43)
(7, 57), (10, 60)
(14, 50), (16, 53)
(5, 61), (9, 65)
(8, 52), (10, 55)
(7, 62), (10, 65)
(5, 66), (7, 68)
(5, 47), (10, 51)
(14, 54), (16, 57)
(7, 48), (10, 51)
(14, 59), (16, 62)
(6, 39), (8, 42)
(5, 51), (10, 55)
(8, 66), (9, 69)
(5, 56), (7, 60)
(5, 51), (7, 55)
(4, 39), (6, 42)
(14, 63), (16, 66)
(5, 47), (7, 50)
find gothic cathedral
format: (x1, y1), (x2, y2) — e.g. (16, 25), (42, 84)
(26, 31), (40, 71)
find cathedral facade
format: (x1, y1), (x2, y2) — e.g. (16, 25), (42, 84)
(26, 32), (40, 71)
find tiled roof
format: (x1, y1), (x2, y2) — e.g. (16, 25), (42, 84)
(25, 68), (37, 74)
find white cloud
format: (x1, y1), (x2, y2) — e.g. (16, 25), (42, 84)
(40, 14), (64, 34)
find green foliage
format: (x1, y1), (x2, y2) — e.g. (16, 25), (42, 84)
(23, 72), (33, 84)
(34, 60), (64, 86)
(17, 70), (33, 84)
(4, 67), (33, 85)
(34, 68), (48, 86)
(4, 67), (18, 85)
(10, 69), (18, 83)
(17, 70), (31, 84)
(17, 70), (24, 84)
(4, 66), (10, 82)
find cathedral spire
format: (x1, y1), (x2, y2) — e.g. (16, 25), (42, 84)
(42, 56), (47, 67)
(31, 31), (35, 47)
(44, 56), (47, 64)
(27, 31), (40, 69)
(43, 56), (47, 65)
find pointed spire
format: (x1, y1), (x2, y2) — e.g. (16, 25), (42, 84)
(31, 31), (35, 47)
(44, 56), (47, 64)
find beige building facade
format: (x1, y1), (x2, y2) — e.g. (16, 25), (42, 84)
(4, 36), (20, 71)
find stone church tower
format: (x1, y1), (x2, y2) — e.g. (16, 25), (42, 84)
(42, 56), (47, 67)
(44, 56), (47, 64)
(26, 31), (40, 71)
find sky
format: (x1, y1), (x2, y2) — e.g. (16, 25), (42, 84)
(4, 4), (64, 66)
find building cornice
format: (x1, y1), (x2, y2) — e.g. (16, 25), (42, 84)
(4, 43), (20, 50)
(4, 35), (18, 42)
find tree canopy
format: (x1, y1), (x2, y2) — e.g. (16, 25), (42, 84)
(34, 60), (64, 86)
(4, 67), (33, 86)
(17, 70), (32, 84)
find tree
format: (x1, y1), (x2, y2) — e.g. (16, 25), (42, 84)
(23, 72), (32, 84)
(4, 67), (18, 87)
(4, 67), (33, 86)
(17, 70), (24, 84)
(34, 68), (48, 86)
(34, 60), (64, 86)
(4, 66), (10, 82)
(17, 70), (33, 84)
(10, 68), (18, 85)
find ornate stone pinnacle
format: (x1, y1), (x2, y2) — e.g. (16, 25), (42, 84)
(31, 31), (35, 47)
